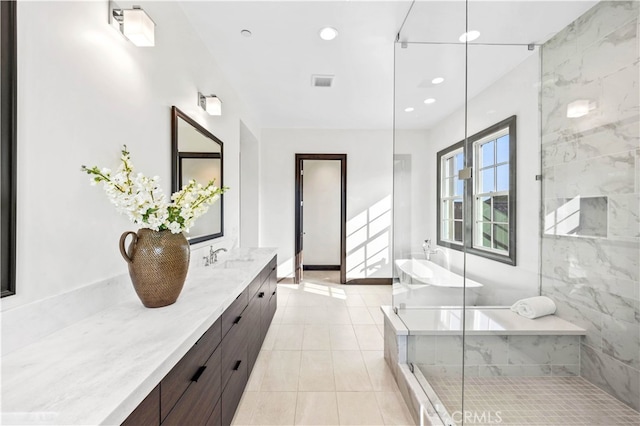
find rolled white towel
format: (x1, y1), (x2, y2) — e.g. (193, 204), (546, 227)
(510, 296), (557, 319)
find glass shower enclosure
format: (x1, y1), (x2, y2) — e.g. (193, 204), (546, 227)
(391, 1), (639, 425)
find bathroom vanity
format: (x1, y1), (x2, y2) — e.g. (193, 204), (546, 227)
(0, 248), (277, 426)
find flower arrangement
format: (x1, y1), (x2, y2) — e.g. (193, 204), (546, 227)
(81, 145), (227, 233)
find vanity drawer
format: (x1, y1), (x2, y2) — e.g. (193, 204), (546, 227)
(246, 287), (265, 372)
(220, 314), (248, 390)
(247, 274), (262, 299)
(160, 318), (221, 421)
(221, 357), (249, 426)
(122, 385), (159, 426)
(205, 397), (222, 426)
(161, 345), (222, 426)
(221, 290), (248, 338)
(260, 256), (277, 285)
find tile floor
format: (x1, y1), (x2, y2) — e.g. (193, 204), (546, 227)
(231, 271), (415, 426)
(431, 376), (640, 425)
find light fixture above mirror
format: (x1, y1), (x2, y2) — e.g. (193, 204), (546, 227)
(109, 1), (155, 47)
(198, 93), (222, 116)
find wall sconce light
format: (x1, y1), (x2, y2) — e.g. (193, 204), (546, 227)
(110, 1), (155, 47)
(567, 99), (596, 118)
(198, 92), (222, 116)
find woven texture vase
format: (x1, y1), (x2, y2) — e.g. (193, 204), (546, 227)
(119, 229), (190, 308)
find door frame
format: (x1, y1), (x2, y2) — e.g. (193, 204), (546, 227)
(294, 154), (347, 284)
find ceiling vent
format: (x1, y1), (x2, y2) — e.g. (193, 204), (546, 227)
(312, 75), (334, 88)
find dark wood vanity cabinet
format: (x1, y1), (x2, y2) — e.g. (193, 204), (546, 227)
(122, 385), (160, 426)
(121, 255), (277, 426)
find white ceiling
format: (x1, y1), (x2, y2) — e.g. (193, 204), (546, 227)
(179, 1), (598, 130)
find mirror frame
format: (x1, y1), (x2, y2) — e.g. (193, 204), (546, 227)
(1, 1), (17, 297)
(171, 106), (224, 244)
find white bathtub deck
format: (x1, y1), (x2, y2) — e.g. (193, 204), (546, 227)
(395, 307), (586, 336)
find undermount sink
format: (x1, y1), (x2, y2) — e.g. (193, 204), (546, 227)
(214, 258), (254, 269)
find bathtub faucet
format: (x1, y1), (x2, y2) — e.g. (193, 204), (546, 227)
(422, 239), (439, 261)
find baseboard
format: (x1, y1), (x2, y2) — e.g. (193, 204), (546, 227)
(345, 278), (392, 285)
(303, 265), (341, 271)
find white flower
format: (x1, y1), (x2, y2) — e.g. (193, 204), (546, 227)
(83, 146), (227, 234)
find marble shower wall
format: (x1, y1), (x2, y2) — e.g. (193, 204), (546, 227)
(540, 1), (640, 411)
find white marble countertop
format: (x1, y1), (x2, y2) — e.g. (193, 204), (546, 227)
(396, 307), (587, 336)
(0, 247), (277, 426)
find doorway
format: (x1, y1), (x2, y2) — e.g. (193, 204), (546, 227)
(294, 154), (346, 284)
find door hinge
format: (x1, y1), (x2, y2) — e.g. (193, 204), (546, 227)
(300, 169), (304, 175)
(300, 201), (303, 207)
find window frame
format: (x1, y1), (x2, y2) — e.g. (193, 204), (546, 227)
(437, 115), (517, 265)
(436, 140), (465, 249)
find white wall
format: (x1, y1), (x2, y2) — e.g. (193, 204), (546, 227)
(239, 120), (260, 247)
(393, 129), (431, 262)
(395, 53), (541, 305)
(4, 1), (259, 311)
(303, 160), (341, 265)
(260, 129), (393, 280)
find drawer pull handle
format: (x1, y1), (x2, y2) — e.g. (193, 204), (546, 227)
(191, 366), (207, 382)
(233, 360), (242, 371)
(258, 292), (265, 298)
(233, 315), (242, 324)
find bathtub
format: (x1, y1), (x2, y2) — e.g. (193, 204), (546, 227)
(394, 258), (483, 306)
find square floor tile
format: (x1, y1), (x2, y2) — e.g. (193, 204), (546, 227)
(333, 350), (372, 391)
(302, 325), (332, 350)
(261, 351), (301, 391)
(299, 351), (335, 391)
(336, 392), (384, 425)
(250, 392), (297, 425)
(295, 392), (339, 425)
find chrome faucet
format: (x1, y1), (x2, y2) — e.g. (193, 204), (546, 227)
(422, 239), (439, 261)
(210, 247), (227, 264)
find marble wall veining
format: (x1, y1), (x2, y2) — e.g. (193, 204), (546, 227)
(540, 0), (640, 411)
(410, 334), (581, 379)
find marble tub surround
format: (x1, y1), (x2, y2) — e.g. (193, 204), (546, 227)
(0, 248), (276, 425)
(383, 306), (586, 422)
(541, 0), (640, 410)
(397, 307), (586, 336)
(411, 334), (581, 379)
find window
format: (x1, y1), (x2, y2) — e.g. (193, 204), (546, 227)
(437, 142), (464, 246)
(437, 116), (516, 265)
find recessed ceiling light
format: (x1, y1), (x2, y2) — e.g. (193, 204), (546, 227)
(424, 98), (436, 104)
(319, 27), (338, 41)
(459, 30), (480, 42)
(432, 77), (444, 85)
(241, 29), (252, 37)
(404, 107), (415, 112)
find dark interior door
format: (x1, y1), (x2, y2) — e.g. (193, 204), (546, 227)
(294, 154), (347, 285)
(294, 158), (304, 283)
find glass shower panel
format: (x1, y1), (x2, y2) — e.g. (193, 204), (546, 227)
(392, 1), (640, 425)
(460, 0), (640, 424)
(459, 41), (542, 424)
(392, 37), (467, 424)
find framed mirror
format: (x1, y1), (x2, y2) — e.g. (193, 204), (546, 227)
(171, 106), (224, 244)
(1, 1), (17, 297)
